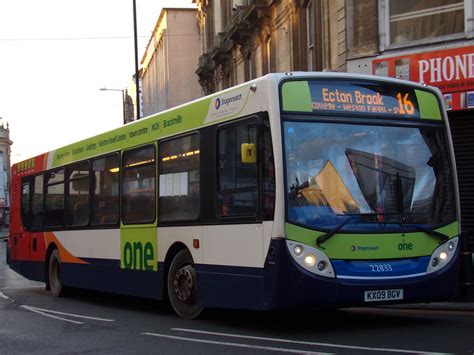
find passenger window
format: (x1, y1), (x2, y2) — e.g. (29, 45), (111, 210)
(66, 162), (90, 227)
(91, 154), (120, 226)
(122, 146), (156, 224)
(31, 174), (44, 229)
(159, 133), (200, 222)
(217, 122), (258, 216)
(45, 168), (65, 228)
(21, 179), (31, 229)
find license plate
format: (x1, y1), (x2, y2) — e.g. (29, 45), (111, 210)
(364, 289), (404, 302)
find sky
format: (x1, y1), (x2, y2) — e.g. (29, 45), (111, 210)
(0, 0), (195, 164)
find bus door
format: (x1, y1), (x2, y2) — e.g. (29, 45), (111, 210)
(12, 176), (31, 261)
(201, 117), (266, 308)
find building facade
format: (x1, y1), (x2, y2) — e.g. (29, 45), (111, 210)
(0, 120), (12, 227)
(140, 8), (202, 117)
(194, 0), (347, 95)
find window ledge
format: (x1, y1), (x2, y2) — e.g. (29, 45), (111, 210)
(384, 33), (469, 53)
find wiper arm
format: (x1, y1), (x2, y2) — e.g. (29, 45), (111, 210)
(316, 216), (354, 249)
(401, 224), (449, 243)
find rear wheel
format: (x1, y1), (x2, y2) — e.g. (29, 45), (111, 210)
(167, 249), (203, 319)
(48, 249), (65, 297)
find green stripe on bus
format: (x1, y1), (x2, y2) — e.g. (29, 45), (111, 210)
(285, 221), (459, 260)
(415, 89), (441, 120)
(52, 98), (212, 167)
(281, 81), (312, 112)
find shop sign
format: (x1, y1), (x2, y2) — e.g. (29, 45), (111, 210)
(372, 45), (474, 111)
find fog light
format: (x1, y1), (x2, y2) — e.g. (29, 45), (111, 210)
(317, 261), (327, 271)
(432, 257), (439, 267)
(304, 254), (316, 267)
(439, 251), (448, 260)
(294, 245), (303, 256)
(448, 241), (454, 251)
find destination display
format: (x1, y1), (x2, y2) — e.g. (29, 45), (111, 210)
(279, 80), (443, 119)
(308, 81), (420, 117)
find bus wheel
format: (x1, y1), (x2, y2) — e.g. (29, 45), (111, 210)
(167, 249), (203, 319)
(48, 249), (64, 297)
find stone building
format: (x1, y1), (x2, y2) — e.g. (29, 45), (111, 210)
(0, 120), (12, 227)
(140, 7), (202, 116)
(194, 0), (346, 95)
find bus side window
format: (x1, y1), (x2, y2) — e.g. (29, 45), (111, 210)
(44, 168), (65, 228)
(158, 133), (200, 222)
(31, 174), (44, 229)
(91, 154), (120, 226)
(122, 146), (156, 224)
(65, 162), (90, 227)
(20, 178), (31, 229)
(217, 121), (258, 216)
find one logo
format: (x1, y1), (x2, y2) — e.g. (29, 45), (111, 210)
(351, 245), (356, 252)
(215, 98), (221, 110)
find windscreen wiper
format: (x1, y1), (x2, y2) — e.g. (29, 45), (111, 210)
(316, 216), (354, 249)
(400, 224), (449, 243)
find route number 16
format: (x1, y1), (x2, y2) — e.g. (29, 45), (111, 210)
(396, 93), (415, 115)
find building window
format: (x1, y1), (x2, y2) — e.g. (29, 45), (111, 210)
(307, 0), (315, 71)
(217, 120), (258, 216)
(264, 37), (272, 75)
(158, 133), (200, 222)
(122, 146), (156, 224)
(91, 154), (120, 226)
(381, 0), (465, 47)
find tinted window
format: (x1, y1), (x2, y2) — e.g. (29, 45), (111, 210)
(45, 169), (65, 228)
(31, 174), (44, 229)
(122, 146), (156, 224)
(66, 162), (90, 227)
(21, 180), (30, 229)
(91, 154), (120, 225)
(159, 133), (200, 222)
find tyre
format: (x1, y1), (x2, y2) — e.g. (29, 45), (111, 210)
(167, 249), (203, 319)
(48, 249), (65, 297)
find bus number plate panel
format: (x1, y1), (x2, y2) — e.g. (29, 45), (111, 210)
(364, 289), (404, 302)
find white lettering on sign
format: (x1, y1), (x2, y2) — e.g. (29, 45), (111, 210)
(419, 53), (474, 84)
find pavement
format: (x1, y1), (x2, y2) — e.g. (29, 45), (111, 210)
(1, 228), (473, 312)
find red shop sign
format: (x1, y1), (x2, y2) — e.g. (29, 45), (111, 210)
(372, 46), (474, 94)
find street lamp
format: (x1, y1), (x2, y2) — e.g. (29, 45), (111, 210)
(100, 87), (126, 125)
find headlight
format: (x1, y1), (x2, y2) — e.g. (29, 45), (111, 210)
(287, 240), (335, 278)
(427, 237), (459, 274)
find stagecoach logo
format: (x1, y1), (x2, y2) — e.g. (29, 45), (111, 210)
(205, 87), (248, 124)
(213, 94), (243, 110)
(351, 245), (380, 252)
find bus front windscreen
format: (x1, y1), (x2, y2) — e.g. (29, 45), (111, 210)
(284, 121), (455, 232)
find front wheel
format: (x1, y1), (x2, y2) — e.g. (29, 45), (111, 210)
(167, 249), (203, 319)
(48, 249), (65, 297)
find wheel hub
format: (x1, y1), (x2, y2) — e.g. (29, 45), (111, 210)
(173, 265), (194, 302)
